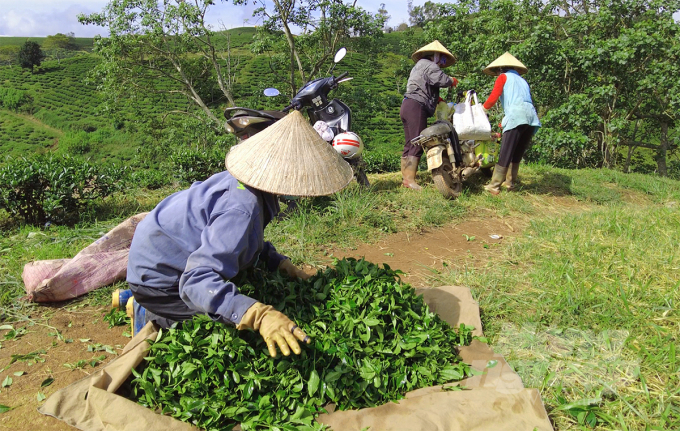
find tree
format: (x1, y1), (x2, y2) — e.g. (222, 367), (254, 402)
(419, 0), (680, 175)
(18, 41), (45, 73)
(0, 46), (19, 68)
(79, 0), (240, 131)
(43, 33), (77, 64)
(408, 1), (443, 27)
(377, 3), (391, 32)
(239, 0), (386, 95)
(395, 22), (409, 32)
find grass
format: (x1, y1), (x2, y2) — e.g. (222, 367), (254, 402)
(427, 169), (680, 429)
(1, 164), (679, 429)
(0, 37), (94, 50)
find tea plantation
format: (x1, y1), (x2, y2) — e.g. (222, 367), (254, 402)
(0, 28), (408, 166)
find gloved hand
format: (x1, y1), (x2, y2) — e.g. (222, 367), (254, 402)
(278, 259), (311, 280)
(450, 76), (459, 87)
(236, 302), (311, 357)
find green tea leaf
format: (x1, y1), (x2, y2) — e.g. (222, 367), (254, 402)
(41, 377), (54, 387)
(308, 370), (320, 396)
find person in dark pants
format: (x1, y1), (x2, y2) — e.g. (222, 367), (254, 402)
(400, 40), (458, 190)
(481, 52), (541, 194)
(117, 111), (354, 358)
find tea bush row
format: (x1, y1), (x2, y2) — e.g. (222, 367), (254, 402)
(0, 154), (129, 225)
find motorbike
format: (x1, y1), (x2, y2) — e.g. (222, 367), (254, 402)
(224, 47), (370, 187)
(409, 90), (499, 199)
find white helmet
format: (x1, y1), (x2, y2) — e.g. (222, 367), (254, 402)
(332, 132), (364, 159)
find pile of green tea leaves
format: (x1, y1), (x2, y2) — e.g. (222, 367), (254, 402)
(131, 258), (475, 431)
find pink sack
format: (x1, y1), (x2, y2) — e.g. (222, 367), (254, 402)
(23, 213), (148, 302)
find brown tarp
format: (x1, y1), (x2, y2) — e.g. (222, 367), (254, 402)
(40, 285), (554, 431)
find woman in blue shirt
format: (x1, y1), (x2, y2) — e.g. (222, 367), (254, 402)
(122, 111), (353, 358)
(481, 52), (541, 195)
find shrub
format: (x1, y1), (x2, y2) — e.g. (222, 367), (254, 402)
(363, 149), (401, 173)
(129, 168), (171, 190)
(0, 154), (129, 225)
(60, 132), (91, 155)
(170, 146), (226, 184)
(0, 88), (29, 112)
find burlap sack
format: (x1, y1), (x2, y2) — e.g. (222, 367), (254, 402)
(23, 213), (148, 302)
(39, 286), (554, 431)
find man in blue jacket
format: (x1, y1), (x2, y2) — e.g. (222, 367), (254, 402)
(118, 111), (353, 358)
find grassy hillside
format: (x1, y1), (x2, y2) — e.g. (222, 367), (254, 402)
(0, 28), (409, 164)
(0, 36), (94, 50)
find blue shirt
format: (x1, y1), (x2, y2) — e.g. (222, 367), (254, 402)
(499, 70), (541, 133)
(127, 170), (287, 325)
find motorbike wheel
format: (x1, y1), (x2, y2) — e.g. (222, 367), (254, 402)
(432, 166), (463, 199)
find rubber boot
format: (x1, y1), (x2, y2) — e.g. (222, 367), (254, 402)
(125, 298), (147, 336)
(484, 165), (508, 195)
(112, 289), (133, 310)
(503, 163), (520, 191)
(401, 156), (422, 190)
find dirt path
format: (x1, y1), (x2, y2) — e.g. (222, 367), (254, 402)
(0, 307), (129, 431)
(334, 216), (525, 287)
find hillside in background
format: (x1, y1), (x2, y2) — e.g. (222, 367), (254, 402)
(0, 28), (409, 167)
(0, 25), (676, 180)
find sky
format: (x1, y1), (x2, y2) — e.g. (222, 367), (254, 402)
(0, 0), (414, 38)
(1, 1), (679, 38)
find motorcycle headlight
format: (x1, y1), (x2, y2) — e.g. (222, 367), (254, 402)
(225, 123), (234, 133)
(236, 117), (251, 127)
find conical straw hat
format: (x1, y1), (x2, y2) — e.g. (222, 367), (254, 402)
(412, 40), (456, 68)
(483, 52), (528, 75)
(225, 110), (354, 197)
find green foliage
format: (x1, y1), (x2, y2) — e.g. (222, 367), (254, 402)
(363, 150), (401, 173)
(0, 88), (31, 113)
(18, 41), (45, 72)
(422, 0), (680, 172)
(103, 308), (129, 328)
(246, 0), (386, 95)
(132, 258), (474, 430)
(170, 147), (226, 185)
(42, 33), (77, 51)
(0, 45), (19, 67)
(0, 154), (128, 225)
(129, 168), (172, 190)
(80, 0), (239, 127)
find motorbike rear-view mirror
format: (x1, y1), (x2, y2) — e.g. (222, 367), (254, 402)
(263, 88), (280, 97)
(334, 47), (347, 63)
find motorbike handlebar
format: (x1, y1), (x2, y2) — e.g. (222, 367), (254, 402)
(282, 102), (298, 113)
(336, 71), (349, 81)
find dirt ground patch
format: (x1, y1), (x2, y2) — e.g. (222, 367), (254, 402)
(0, 306), (128, 431)
(334, 217), (525, 287)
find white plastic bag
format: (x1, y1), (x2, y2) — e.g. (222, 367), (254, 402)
(313, 120), (335, 142)
(452, 92), (492, 140)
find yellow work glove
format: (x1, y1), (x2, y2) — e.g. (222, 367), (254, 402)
(278, 259), (311, 280)
(236, 302), (311, 358)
